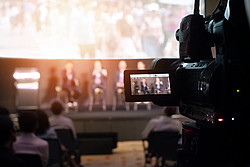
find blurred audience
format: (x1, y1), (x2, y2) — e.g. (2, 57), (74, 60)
(49, 100), (77, 139)
(0, 1), (190, 59)
(13, 111), (48, 166)
(36, 110), (57, 139)
(0, 116), (24, 167)
(141, 106), (182, 139)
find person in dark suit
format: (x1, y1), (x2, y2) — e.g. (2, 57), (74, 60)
(62, 61), (81, 102)
(140, 78), (150, 94)
(155, 77), (163, 94)
(90, 60), (108, 99)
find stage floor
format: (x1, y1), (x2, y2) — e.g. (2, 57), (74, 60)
(66, 107), (163, 121)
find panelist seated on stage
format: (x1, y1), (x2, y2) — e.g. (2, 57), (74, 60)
(155, 77), (163, 94)
(90, 60), (107, 99)
(114, 60), (127, 95)
(62, 61), (81, 102)
(140, 78), (150, 95)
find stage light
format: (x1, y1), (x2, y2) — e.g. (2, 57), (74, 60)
(13, 68), (40, 110)
(218, 118), (223, 122)
(13, 71), (40, 80)
(16, 82), (39, 90)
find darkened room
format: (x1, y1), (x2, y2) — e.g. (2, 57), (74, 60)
(0, 0), (249, 167)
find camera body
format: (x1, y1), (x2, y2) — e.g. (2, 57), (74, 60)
(124, 0), (250, 166)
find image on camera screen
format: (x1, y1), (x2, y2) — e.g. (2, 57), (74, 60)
(130, 73), (171, 95)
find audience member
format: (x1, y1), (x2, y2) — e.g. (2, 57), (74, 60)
(0, 106), (10, 116)
(141, 106), (182, 139)
(13, 111), (48, 166)
(36, 110), (57, 139)
(49, 100), (77, 139)
(0, 116), (24, 167)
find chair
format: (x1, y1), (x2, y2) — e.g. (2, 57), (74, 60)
(55, 129), (80, 164)
(55, 85), (79, 113)
(43, 138), (63, 167)
(55, 129), (75, 152)
(142, 132), (181, 167)
(112, 88), (129, 111)
(77, 132), (118, 155)
(89, 88), (106, 111)
(133, 102), (151, 111)
(15, 153), (43, 167)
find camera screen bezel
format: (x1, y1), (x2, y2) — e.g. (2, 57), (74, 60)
(124, 69), (176, 102)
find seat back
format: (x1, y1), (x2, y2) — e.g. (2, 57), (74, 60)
(148, 131), (181, 161)
(55, 129), (75, 151)
(77, 132), (118, 148)
(44, 138), (62, 166)
(15, 153), (43, 167)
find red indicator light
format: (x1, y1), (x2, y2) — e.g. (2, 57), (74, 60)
(218, 118), (223, 122)
(185, 130), (194, 134)
(155, 75), (157, 77)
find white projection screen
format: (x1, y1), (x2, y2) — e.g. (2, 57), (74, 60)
(0, 0), (204, 59)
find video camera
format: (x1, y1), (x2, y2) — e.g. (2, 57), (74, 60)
(125, 0), (249, 127)
(125, 0), (250, 166)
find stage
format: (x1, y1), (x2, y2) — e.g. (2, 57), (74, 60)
(62, 107), (193, 141)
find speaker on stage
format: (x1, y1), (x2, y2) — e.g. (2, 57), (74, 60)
(13, 68), (40, 110)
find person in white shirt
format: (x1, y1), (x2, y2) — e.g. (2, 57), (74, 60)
(114, 60), (127, 94)
(49, 100), (77, 139)
(90, 60), (108, 100)
(13, 111), (49, 166)
(141, 106), (182, 139)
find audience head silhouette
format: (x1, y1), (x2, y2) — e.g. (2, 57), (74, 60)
(0, 116), (15, 147)
(18, 111), (38, 133)
(51, 100), (64, 115)
(36, 110), (50, 135)
(163, 106), (177, 117)
(0, 106), (10, 116)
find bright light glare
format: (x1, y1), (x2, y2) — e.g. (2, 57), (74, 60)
(13, 72), (40, 80)
(0, 0), (195, 59)
(16, 82), (39, 89)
